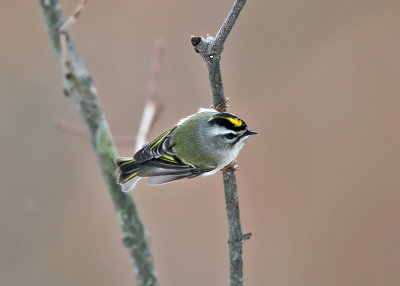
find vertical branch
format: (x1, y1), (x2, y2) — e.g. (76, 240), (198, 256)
(38, 1), (159, 285)
(191, 0), (247, 109)
(191, 1), (250, 286)
(223, 172), (252, 284)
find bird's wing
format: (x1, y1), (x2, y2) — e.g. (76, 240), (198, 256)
(134, 127), (176, 163)
(136, 153), (212, 180)
(132, 126), (214, 184)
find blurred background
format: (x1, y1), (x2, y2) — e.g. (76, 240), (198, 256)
(1, 0), (400, 285)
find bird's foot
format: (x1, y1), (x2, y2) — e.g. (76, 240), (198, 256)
(221, 161), (238, 173)
(212, 97), (229, 112)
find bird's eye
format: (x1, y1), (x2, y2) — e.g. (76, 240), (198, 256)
(225, 133), (237, 139)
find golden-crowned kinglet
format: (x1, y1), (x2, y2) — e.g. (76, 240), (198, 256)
(115, 108), (257, 192)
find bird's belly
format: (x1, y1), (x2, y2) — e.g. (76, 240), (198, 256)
(203, 148), (240, 176)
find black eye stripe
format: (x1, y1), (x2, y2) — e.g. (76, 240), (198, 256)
(225, 133), (237, 139)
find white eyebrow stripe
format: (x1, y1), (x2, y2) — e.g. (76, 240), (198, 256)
(208, 125), (232, 136)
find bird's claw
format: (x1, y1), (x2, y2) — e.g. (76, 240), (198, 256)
(212, 98), (229, 112)
(221, 161), (238, 173)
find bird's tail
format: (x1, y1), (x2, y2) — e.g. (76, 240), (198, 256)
(114, 157), (141, 192)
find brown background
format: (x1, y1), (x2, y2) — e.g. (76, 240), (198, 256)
(1, 1), (400, 285)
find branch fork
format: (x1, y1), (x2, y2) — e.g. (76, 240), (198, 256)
(191, 1), (250, 286)
(191, 35), (221, 61)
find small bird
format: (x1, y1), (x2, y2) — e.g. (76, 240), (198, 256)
(115, 108), (257, 192)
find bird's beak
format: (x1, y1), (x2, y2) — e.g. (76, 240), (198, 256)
(244, 130), (258, 136)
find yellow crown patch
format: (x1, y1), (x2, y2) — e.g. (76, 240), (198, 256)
(209, 116), (243, 127)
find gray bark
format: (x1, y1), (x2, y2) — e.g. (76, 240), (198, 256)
(191, 1), (251, 286)
(38, 1), (159, 285)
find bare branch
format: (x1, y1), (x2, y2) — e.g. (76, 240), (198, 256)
(58, 0), (88, 74)
(59, 0), (88, 33)
(38, 1), (159, 285)
(55, 120), (136, 147)
(147, 40), (165, 102)
(55, 119), (87, 139)
(191, 0), (247, 109)
(54, 41), (164, 150)
(191, 0), (250, 285)
(135, 102), (157, 151)
(136, 41), (165, 151)
(222, 172), (251, 285)
(214, 0), (247, 52)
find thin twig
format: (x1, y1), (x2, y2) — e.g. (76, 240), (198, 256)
(190, 0), (247, 109)
(59, 0), (88, 73)
(55, 42), (164, 150)
(191, 1), (250, 286)
(38, 1), (159, 285)
(214, 0), (247, 52)
(59, 0), (88, 33)
(136, 40), (165, 151)
(54, 41), (165, 150)
(55, 119), (88, 139)
(55, 120), (136, 147)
